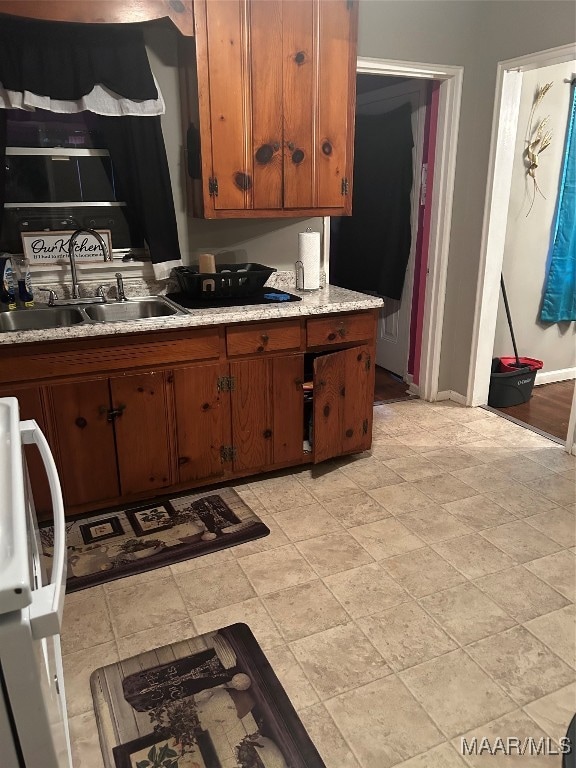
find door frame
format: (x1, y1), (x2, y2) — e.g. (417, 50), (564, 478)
(466, 43), (576, 452)
(323, 56), (463, 402)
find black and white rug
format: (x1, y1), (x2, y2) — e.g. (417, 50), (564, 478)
(40, 487), (269, 592)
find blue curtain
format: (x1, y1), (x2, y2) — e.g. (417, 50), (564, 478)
(540, 81), (576, 322)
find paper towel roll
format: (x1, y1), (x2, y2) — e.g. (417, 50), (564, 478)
(298, 230), (321, 290)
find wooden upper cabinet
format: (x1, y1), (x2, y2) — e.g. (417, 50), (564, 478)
(0, 1), (194, 35)
(192, 0), (358, 218)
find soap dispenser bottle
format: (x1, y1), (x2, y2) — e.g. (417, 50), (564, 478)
(13, 256), (34, 307)
(0, 255), (17, 310)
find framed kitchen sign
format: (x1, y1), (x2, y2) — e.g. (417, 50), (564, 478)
(21, 229), (112, 264)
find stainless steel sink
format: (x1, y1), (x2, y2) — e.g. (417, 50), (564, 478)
(0, 307), (86, 332)
(83, 296), (184, 322)
(0, 296), (185, 333)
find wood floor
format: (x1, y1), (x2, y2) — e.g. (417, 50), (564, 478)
(494, 378), (575, 441)
(374, 366), (414, 403)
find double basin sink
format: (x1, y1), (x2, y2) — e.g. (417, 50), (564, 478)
(0, 296), (186, 333)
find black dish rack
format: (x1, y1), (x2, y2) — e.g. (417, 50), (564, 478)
(173, 263), (276, 299)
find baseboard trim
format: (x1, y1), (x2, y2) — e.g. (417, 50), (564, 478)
(535, 367), (576, 386)
(436, 390), (467, 405)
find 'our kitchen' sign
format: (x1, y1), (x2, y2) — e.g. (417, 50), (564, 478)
(21, 230), (112, 264)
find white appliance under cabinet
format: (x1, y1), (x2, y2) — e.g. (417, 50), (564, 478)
(0, 396), (72, 767)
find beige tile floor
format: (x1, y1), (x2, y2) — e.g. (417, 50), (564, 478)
(62, 399), (576, 768)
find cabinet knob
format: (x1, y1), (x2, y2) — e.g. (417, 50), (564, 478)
(328, 332), (336, 340)
(178, 456), (190, 465)
(338, 327), (347, 338)
(345, 428), (354, 438)
(107, 405), (126, 422)
(323, 405), (330, 417)
(257, 345), (265, 353)
(75, 416), (87, 429)
(263, 429), (272, 439)
(322, 141), (333, 156)
(294, 51), (306, 65)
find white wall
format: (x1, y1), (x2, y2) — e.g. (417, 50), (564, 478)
(493, 60), (576, 377)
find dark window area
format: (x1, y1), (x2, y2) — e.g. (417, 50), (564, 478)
(1, 109), (137, 253)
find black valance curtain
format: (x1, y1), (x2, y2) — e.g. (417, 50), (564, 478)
(0, 17), (181, 276)
(96, 115), (181, 270)
(0, 18), (157, 101)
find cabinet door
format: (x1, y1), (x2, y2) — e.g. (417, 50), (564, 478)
(194, 0), (357, 217)
(0, 386), (52, 519)
(282, 0), (357, 211)
(196, 0), (284, 213)
(230, 355), (304, 472)
(271, 355), (305, 465)
(109, 371), (174, 497)
(313, 345), (373, 463)
(230, 358), (273, 472)
(173, 363), (229, 484)
(250, 0), (284, 209)
(47, 379), (119, 509)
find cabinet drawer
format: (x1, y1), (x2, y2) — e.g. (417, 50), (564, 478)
(226, 320), (301, 357)
(307, 312), (375, 347)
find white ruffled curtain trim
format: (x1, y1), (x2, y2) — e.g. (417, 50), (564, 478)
(0, 75), (165, 116)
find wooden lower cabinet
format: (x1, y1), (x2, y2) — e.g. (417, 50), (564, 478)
(46, 378), (120, 509)
(313, 345), (374, 463)
(173, 363), (229, 484)
(47, 371), (176, 509)
(230, 355), (304, 472)
(109, 371), (175, 497)
(0, 311), (377, 515)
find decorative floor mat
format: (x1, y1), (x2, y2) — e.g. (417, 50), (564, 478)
(40, 487), (269, 593)
(91, 623), (325, 768)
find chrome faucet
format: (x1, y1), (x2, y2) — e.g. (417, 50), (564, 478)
(115, 272), (128, 301)
(67, 228), (112, 299)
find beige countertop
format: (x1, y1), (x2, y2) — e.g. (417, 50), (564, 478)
(0, 284), (383, 346)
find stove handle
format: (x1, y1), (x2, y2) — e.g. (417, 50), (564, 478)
(20, 419), (66, 640)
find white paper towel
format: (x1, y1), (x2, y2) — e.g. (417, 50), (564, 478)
(297, 230), (321, 290)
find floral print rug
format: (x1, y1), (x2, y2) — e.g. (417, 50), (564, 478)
(40, 488), (269, 593)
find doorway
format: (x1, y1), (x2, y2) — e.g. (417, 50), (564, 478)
(468, 42), (576, 452)
(323, 56), (463, 403)
(358, 77), (428, 383)
(331, 74), (430, 401)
